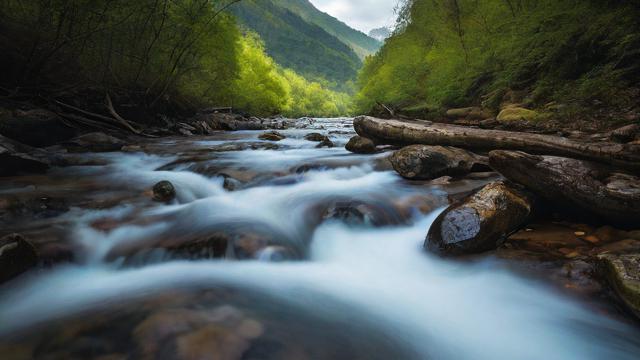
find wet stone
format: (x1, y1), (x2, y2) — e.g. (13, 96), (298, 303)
(0, 233), (38, 283)
(152, 180), (176, 202)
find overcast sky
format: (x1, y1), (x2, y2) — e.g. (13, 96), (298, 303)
(308, 0), (399, 33)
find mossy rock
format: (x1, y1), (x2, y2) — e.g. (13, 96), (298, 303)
(598, 254), (640, 318)
(496, 107), (539, 122)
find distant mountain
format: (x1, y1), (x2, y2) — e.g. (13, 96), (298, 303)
(278, 0), (382, 59)
(369, 27), (391, 42)
(230, 0), (362, 84)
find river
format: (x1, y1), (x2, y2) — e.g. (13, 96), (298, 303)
(1, 118), (639, 359)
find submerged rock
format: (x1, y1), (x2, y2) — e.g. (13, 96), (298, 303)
(425, 182), (533, 255)
(0, 233), (38, 283)
(304, 133), (326, 142)
(315, 138), (334, 148)
(345, 136), (376, 154)
(152, 180), (176, 202)
(389, 145), (488, 180)
(258, 131), (286, 141)
(598, 254), (640, 318)
(489, 150), (640, 227)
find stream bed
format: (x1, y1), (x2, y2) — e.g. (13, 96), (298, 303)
(1, 118), (639, 359)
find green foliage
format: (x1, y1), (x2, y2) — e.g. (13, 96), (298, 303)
(0, 0), (352, 117)
(231, 34), (352, 117)
(356, 0), (640, 115)
(0, 0), (242, 107)
(232, 34), (290, 116)
(230, 0), (362, 87)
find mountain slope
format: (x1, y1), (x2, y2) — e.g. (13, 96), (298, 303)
(369, 27), (391, 42)
(279, 0), (382, 59)
(230, 0), (361, 85)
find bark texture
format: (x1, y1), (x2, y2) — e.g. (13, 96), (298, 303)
(353, 116), (640, 171)
(489, 150), (640, 226)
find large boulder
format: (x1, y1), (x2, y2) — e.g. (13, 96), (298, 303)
(598, 254), (640, 318)
(389, 145), (488, 180)
(0, 233), (39, 283)
(345, 136), (376, 154)
(489, 150), (640, 227)
(0, 108), (76, 147)
(425, 182), (533, 255)
(0, 134), (50, 176)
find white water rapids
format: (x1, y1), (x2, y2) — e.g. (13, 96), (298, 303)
(0, 118), (639, 359)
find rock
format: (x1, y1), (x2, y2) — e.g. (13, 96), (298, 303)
(209, 142), (279, 152)
(496, 107), (538, 122)
(610, 123), (639, 143)
(222, 176), (243, 191)
(194, 113), (266, 131)
(62, 132), (125, 153)
(0, 135), (50, 176)
(598, 254), (640, 318)
(489, 150), (640, 227)
(592, 226), (629, 243)
(134, 306), (262, 359)
(345, 136), (376, 154)
(389, 145), (488, 180)
(152, 180), (176, 202)
(0, 108), (76, 147)
(425, 182), (533, 255)
(315, 138), (334, 148)
(0, 233), (38, 283)
(322, 200), (405, 227)
(258, 131), (285, 141)
(304, 133), (326, 142)
(446, 107), (493, 120)
(595, 240), (640, 255)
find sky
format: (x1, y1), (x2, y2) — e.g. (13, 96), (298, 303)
(308, 0), (399, 33)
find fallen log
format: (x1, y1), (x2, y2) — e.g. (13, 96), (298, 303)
(489, 150), (640, 227)
(353, 116), (640, 171)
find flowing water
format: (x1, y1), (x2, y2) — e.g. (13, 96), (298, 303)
(1, 118), (639, 359)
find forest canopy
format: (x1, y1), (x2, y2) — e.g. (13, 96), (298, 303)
(0, 0), (352, 118)
(355, 0), (640, 119)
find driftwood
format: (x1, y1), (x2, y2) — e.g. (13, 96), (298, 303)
(489, 150), (640, 227)
(105, 93), (141, 134)
(353, 116), (640, 171)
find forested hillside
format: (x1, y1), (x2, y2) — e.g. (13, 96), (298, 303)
(278, 0), (382, 59)
(0, 0), (351, 118)
(230, 0), (362, 86)
(356, 0), (640, 124)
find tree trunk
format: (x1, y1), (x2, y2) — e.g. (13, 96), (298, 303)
(353, 116), (640, 171)
(489, 150), (640, 227)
